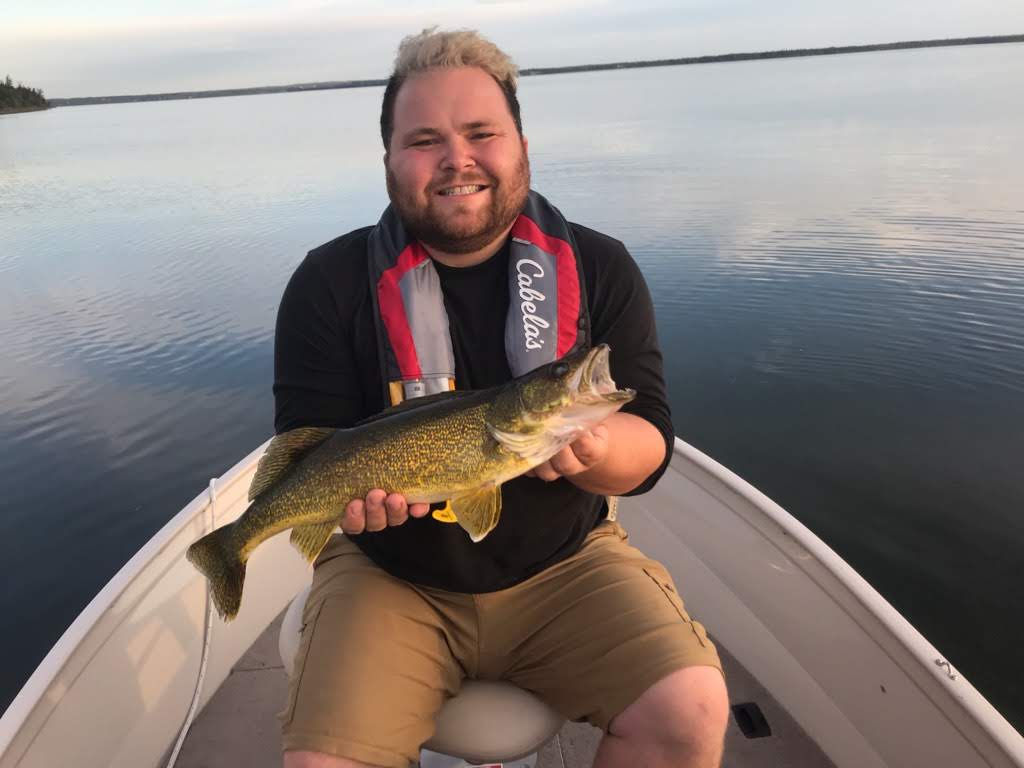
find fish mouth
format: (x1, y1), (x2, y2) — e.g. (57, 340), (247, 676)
(570, 344), (635, 404)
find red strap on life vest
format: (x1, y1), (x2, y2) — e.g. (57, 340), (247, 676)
(377, 241), (430, 380)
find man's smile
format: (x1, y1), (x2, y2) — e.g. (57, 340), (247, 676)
(437, 184), (489, 197)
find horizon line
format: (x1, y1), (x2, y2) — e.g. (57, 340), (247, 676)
(45, 33), (1024, 106)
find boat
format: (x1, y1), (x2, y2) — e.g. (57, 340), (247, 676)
(1, 437), (1022, 767)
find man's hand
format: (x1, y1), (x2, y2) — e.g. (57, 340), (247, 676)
(525, 425), (611, 482)
(341, 489), (430, 535)
(523, 413), (666, 496)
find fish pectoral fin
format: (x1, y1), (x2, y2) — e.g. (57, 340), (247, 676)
(449, 486), (502, 543)
(289, 521), (338, 563)
(249, 427), (336, 501)
(487, 423), (560, 464)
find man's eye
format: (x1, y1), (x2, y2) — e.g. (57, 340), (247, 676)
(471, 132), (495, 140)
(410, 138), (437, 147)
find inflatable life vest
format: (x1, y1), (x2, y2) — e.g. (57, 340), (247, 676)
(368, 190), (590, 405)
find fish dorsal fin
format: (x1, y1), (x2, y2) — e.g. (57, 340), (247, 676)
(449, 485), (502, 542)
(249, 426), (336, 501)
(355, 390), (475, 427)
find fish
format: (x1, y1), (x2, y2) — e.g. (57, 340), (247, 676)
(186, 343), (635, 620)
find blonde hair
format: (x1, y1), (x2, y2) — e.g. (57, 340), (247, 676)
(380, 27), (523, 149)
(392, 27), (519, 84)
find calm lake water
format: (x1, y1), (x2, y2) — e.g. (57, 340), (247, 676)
(2, 43), (1023, 729)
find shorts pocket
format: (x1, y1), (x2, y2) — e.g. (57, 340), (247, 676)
(279, 599), (325, 727)
(642, 566), (708, 649)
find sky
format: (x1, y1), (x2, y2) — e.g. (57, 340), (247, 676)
(3, 0), (1023, 98)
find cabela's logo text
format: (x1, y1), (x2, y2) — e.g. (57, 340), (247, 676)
(516, 258), (549, 350)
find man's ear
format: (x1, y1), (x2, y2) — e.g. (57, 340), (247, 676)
(521, 135), (529, 155)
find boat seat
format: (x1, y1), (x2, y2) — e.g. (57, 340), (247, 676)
(279, 584), (566, 762)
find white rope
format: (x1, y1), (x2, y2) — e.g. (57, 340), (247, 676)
(165, 477), (219, 768)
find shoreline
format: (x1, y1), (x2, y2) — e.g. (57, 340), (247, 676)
(46, 33), (1024, 108)
(0, 105), (49, 116)
(520, 33), (1024, 76)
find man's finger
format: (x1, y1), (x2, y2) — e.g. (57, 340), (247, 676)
(341, 499), (365, 535)
(533, 461), (562, 482)
(570, 427), (607, 466)
(364, 489), (388, 532)
(550, 445), (588, 477)
(409, 502), (431, 518)
(385, 493), (409, 526)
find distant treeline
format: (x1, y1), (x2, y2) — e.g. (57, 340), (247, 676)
(47, 33), (1024, 107)
(519, 34), (1024, 76)
(0, 76), (48, 114)
(49, 79), (386, 107)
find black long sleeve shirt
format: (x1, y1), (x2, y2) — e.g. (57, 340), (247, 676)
(273, 221), (673, 593)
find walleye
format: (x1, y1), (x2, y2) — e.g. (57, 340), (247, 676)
(186, 344), (634, 620)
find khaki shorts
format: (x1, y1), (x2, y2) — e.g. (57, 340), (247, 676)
(280, 521), (722, 767)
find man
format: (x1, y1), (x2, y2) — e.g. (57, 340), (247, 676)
(274, 28), (728, 768)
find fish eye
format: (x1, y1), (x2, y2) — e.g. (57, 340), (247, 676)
(550, 362), (569, 378)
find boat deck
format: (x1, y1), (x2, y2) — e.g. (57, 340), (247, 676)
(176, 612), (834, 767)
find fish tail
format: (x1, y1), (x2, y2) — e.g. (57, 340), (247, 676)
(186, 524), (246, 621)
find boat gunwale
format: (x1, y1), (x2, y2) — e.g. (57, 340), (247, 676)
(0, 439), (272, 758)
(670, 438), (1024, 764)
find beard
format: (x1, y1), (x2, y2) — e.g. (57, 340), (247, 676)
(386, 153), (531, 255)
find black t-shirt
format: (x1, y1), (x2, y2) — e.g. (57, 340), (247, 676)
(273, 221), (673, 593)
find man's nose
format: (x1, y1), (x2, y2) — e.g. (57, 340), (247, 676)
(440, 137), (475, 171)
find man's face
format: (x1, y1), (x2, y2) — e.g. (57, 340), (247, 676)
(385, 66), (530, 255)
